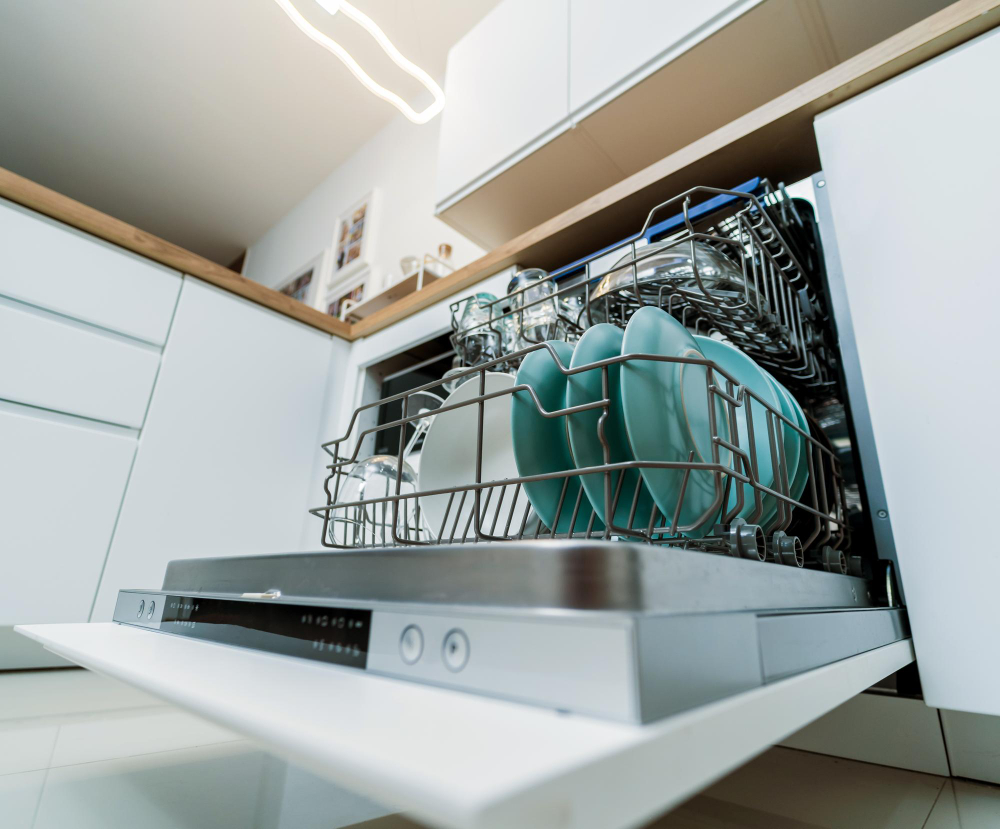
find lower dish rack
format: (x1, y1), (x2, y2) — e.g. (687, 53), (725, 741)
(310, 344), (852, 574)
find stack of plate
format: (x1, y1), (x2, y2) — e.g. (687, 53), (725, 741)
(511, 307), (810, 539)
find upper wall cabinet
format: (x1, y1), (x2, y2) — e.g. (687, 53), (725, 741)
(433, 0), (760, 229)
(434, 0), (569, 209)
(434, 0), (954, 250)
(567, 0), (758, 114)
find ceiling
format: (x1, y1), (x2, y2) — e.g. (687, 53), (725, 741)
(0, 0), (499, 264)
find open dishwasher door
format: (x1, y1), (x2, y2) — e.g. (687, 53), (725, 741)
(17, 543), (912, 829)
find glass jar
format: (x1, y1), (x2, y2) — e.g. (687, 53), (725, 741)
(507, 268), (558, 350)
(456, 292), (502, 366)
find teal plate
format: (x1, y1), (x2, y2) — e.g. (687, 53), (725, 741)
(694, 336), (780, 528)
(512, 342), (601, 534)
(566, 324), (657, 531)
(620, 307), (731, 538)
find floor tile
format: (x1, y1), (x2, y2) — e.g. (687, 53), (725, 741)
(33, 742), (266, 829)
(0, 770), (47, 829)
(49, 708), (239, 767)
(648, 747), (946, 829)
(782, 693), (950, 776)
(266, 762), (395, 829)
(925, 778), (1000, 829)
(0, 668), (158, 721)
(0, 721), (58, 774)
(940, 709), (1000, 785)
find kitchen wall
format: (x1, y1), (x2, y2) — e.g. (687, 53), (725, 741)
(243, 113), (485, 294)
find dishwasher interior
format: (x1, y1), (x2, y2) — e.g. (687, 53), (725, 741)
(320, 177), (891, 580)
(112, 175), (911, 721)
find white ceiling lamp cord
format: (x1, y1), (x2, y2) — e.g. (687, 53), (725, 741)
(272, 0), (445, 125)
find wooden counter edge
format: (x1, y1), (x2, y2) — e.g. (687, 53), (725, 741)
(0, 167), (354, 341)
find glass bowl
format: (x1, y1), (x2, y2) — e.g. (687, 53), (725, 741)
(327, 455), (422, 547)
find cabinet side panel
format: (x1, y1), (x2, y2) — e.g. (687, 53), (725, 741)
(814, 29), (1000, 714)
(91, 279), (333, 620)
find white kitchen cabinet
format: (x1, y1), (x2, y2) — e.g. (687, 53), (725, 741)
(568, 0), (760, 113)
(0, 296), (161, 428)
(89, 278), (337, 622)
(434, 0), (569, 207)
(814, 28), (1000, 716)
(0, 400), (136, 667)
(0, 198), (181, 346)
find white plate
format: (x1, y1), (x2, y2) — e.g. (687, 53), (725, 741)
(418, 373), (529, 541)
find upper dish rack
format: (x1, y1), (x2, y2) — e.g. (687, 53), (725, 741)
(310, 345), (853, 574)
(449, 183), (836, 394)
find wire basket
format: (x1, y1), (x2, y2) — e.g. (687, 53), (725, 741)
(310, 344), (851, 573)
(449, 184), (836, 394)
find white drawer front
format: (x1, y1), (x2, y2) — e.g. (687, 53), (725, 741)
(0, 297), (160, 428)
(0, 401), (136, 626)
(0, 198), (181, 345)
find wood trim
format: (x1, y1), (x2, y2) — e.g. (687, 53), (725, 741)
(2, 0), (995, 345)
(0, 167), (354, 340)
(352, 0), (1000, 338)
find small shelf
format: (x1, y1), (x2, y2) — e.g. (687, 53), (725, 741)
(344, 265), (445, 323)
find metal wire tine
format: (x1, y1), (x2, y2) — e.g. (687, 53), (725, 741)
(645, 504), (660, 541)
(765, 409), (784, 530)
(773, 412), (792, 533)
(802, 443), (821, 550)
(488, 485), (507, 537)
(567, 485), (585, 537)
(502, 483), (521, 537)
(626, 474), (644, 535)
(434, 492), (456, 544)
(704, 365), (726, 509)
(460, 500), (475, 544)
(548, 477), (571, 538)
(605, 466), (629, 540)
(668, 451), (696, 536)
(814, 447), (833, 550)
(516, 500), (531, 540)
(449, 491), (469, 544)
(475, 486), (496, 542)
(380, 494), (388, 549)
(724, 378), (743, 522)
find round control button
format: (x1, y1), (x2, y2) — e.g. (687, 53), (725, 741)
(399, 625), (423, 665)
(442, 629), (470, 672)
(147, 600), (155, 620)
(136, 600), (145, 618)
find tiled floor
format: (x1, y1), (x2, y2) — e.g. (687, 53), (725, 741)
(1, 669), (998, 829)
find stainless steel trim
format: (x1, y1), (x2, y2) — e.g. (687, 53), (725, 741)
(812, 172), (902, 600)
(161, 542), (873, 613)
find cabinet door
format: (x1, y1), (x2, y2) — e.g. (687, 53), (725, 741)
(0, 198), (180, 345)
(568, 0), (760, 113)
(0, 297), (161, 428)
(814, 29), (1000, 715)
(0, 402), (136, 638)
(434, 0), (569, 206)
(90, 279), (334, 621)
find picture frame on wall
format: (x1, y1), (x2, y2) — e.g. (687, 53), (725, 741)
(326, 267), (369, 322)
(275, 250), (330, 310)
(332, 190), (378, 284)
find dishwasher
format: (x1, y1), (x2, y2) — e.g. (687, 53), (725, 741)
(101, 177), (909, 725)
